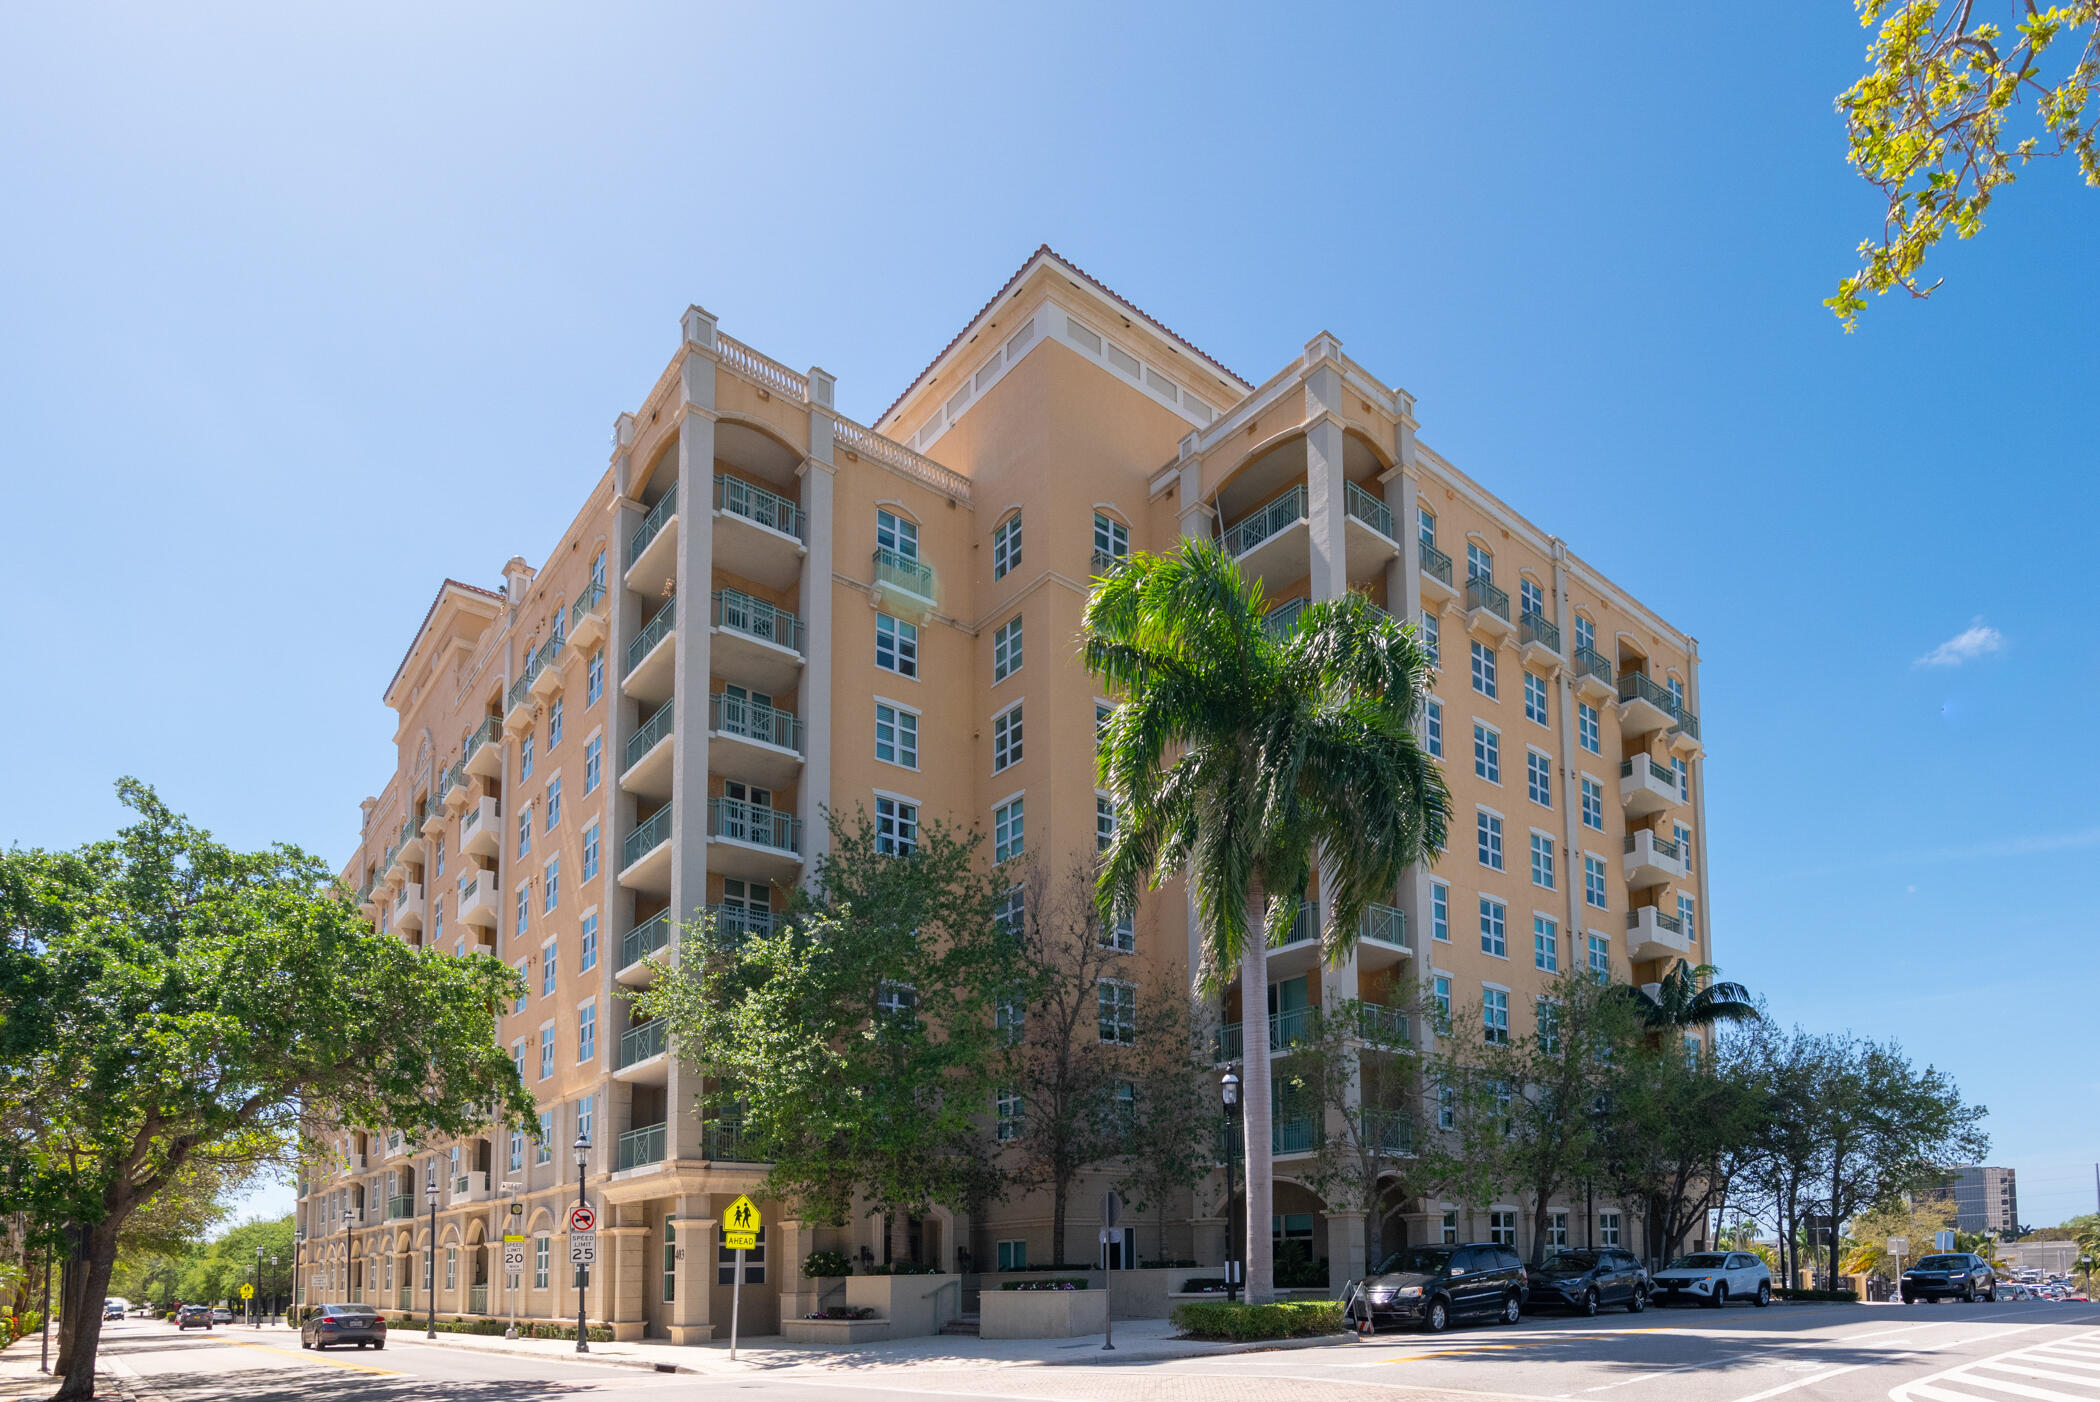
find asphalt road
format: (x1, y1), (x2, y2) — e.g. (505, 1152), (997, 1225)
(79, 1300), (2100, 1402)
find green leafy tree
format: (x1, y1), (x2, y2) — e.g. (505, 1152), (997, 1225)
(635, 810), (1026, 1252)
(1287, 997), (1431, 1276)
(1113, 979), (1218, 1266)
(1084, 537), (1449, 1301)
(1830, 0), (2099, 328)
(0, 780), (535, 1401)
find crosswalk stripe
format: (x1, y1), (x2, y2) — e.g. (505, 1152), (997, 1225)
(1936, 1371), (2100, 1402)
(2023, 1355), (2100, 1373)
(1971, 1362), (2100, 1389)
(1907, 1384), (1999, 1402)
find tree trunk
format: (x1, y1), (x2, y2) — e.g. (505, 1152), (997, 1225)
(1828, 1165), (1843, 1293)
(1051, 1179), (1068, 1268)
(1240, 938), (1273, 1303)
(1531, 1194), (1553, 1267)
(57, 1223), (118, 1401)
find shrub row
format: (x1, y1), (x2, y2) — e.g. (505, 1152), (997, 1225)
(1775, 1287), (1860, 1303)
(1001, 1278), (1090, 1291)
(1170, 1299), (1345, 1341)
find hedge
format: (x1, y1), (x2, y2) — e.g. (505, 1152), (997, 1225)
(1775, 1287), (1859, 1303)
(1171, 1299), (1346, 1341)
(1002, 1278), (1090, 1291)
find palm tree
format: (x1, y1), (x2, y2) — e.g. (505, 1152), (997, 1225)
(1084, 537), (1449, 1301)
(1626, 960), (1758, 1031)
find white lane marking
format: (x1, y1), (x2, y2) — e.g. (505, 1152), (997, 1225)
(1893, 1328), (2100, 1402)
(1933, 1376), (2100, 1402)
(1725, 1365), (1873, 1402)
(1973, 1363), (2100, 1388)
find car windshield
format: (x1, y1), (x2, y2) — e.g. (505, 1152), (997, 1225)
(1541, 1252), (1600, 1272)
(1669, 1254), (1728, 1269)
(1916, 1255), (1967, 1270)
(1375, 1246), (1454, 1275)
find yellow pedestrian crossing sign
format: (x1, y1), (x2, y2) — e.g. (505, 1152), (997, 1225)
(723, 1194), (761, 1251)
(239, 1284), (253, 1299)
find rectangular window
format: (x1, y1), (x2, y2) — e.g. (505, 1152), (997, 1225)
(1674, 823), (1693, 872)
(992, 615), (1023, 682)
(521, 734), (534, 781)
(1093, 512), (1128, 561)
(1581, 775), (1605, 830)
(993, 798), (1025, 863)
(663, 1222), (677, 1303)
(1423, 697), (1443, 757)
(576, 1094), (593, 1147)
(992, 514), (1021, 579)
(1520, 578), (1545, 619)
(1678, 894), (1698, 943)
(875, 613), (919, 677)
(991, 703), (1023, 772)
(1489, 1210), (1516, 1245)
(584, 735), (601, 794)
(1470, 641), (1498, 699)
(537, 1111), (553, 1164)
(1524, 671), (1548, 725)
(1667, 675), (1685, 712)
(1432, 976), (1452, 1031)
(587, 652), (603, 705)
(433, 836), (444, 879)
(996, 997), (1025, 1045)
(995, 1088), (1022, 1141)
(1599, 1212), (1621, 1247)
(1530, 832), (1556, 890)
(1102, 906), (1135, 952)
(875, 796), (918, 857)
(515, 886), (529, 938)
(1097, 979), (1136, 1044)
(432, 900), (443, 946)
(1673, 756), (1690, 801)
(1577, 702), (1600, 754)
(1534, 917), (1559, 972)
(1480, 898), (1507, 958)
(508, 1130), (524, 1172)
(1484, 989), (1509, 1045)
(544, 856), (559, 913)
(996, 1240), (1028, 1272)
(513, 970), (526, 1015)
(994, 885), (1025, 940)
(1441, 1209), (1458, 1242)
(1473, 723), (1501, 783)
(1095, 793), (1116, 853)
(582, 824), (599, 882)
(1585, 855), (1608, 909)
(549, 698), (563, 749)
(875, 702), (919, 769)
(1527, 749), (1552, 807)
(1420, 611), (1440, 667)
(1589, 933), (1610, 980)
(1476, 810), (1504, 870)
(576, 1002), (596, 1062)
(1430, 881), (1449, 942)
(1095, 700), (1111, 740)
(1467, 542), (1493, 581)
(876, 509), (918, 559)
(1418, 506), (1436, 545)
(546, 778), (561, 830)
(1575, 615), (1595, 656)
(580, 912), (598, 972)
(533, 1236), (550, 1289)
(541, 942), (557, 997)
(446, 1246), (457, 1292)
(538, 1026), (554, 1080)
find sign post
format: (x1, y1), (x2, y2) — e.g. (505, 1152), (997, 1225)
(568, 1201), (599, 1345)
(502, 1236), (528, 1336)
(1099, 1192), (1121, 1351)
(723, 1195), (762, 1361)
(1887, 1237), (1907, 1303)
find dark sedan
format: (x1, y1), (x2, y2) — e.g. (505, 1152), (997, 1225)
(1903, 1253), (1995, 1303)
(1346, 1243), (1528, 1333)
(1527, 1248), (1650, 1315)
(299, 1303), (388, 1351)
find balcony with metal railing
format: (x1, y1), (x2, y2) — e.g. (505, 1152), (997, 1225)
(1627, 904), (1692, 962)
(1273, 1116), (1319, 1155)
(627, 484), (679, 595)
(386, 1194), (415, 1221)
(392, 882), (422, 930)
(1464, 576), (1515, 643)
(703, 1121), (762, 1162)
(1356, 1003), (1412, 1048)
(1624, 829), (1689, 887)
(1365, 1110), (1415, 1156)
(1264, 597), (1308, 640)
(618, 806), (673, 893)
(714, 475), (806, 593)
(622, 700), (675, 800)
(1571, 646), (1615, 703)
(1668, 702), (1702, 750)
(1616, 670), (1676, 736)
(709, 692), (805, 790)
(462, 715), (505, 780)
(616, 910), (672, 983)
(1342, 480), (1398, 577)
(460, 796), (500, 859)
(528, 635), (567, 701)
(623, 600), (676, 703)
(707, 904), (778, 950)
(616, 1019), (668, 1079)
(1619, 754), (1680, 816)
(870, 546), (936, 615)
(1418, 540), (1457, 604)
(712, 590), (805, 694)
(707, 797), (802, 881)
(568, 579), (609, 651)
(616, 1122), (666, 1172)
(1356, 901), (1411, 968)
(1519, 612), (1563, 670)
(1221, 485), (1309, 586)
(1216, 1004), (1317, 1061)
(440, 760), (470, 814)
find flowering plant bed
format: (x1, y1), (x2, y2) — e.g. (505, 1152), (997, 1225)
(1001, 1278), (1089, 1291)
(802, 1306), (877, 1320)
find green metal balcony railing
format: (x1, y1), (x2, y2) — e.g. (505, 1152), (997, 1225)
(1221, 485), (1307, 557)
(1270, 899), (1317, 947)
(621, 807), (671, 871)
(1264, 598), (1308, 639)
(629, 484), (677, 565)
(625, 600), (675, 676)
(712, 589), (804, 654)
(1573, 646), (1612, 686)
(872, 546), (935, 599)
(1631, 907), (1685, 936)
(714, 473), (802, 538)
(708, 797), (800, 854)
(1618, 670), (1675, 713)
(1419, 540), (1454, 588)
(618, 1019), (667, 1068)
(703, 1121), (761, 1162)
(616, 1122), (666, 1171)
(463, 714), (502, 766)
(1356, 1003), (1412, 1046)
(440, 761), (467, 803)
(708, 904), (778, 949)
(1216, 1004), (1317, 1061)
(1359, 902), (1407, 948)
(1366, 1110), (1415, 1156)
(621, 911), (671, 969)
(1465, 576), (1511, 622)
(626, 700), (673, 770)
(1625, 832), (1683, 862)
(460, 798), (496, 843)
(568, 580), (606, 634)
(506, 668), (533, 713)
(386, 1194), (415, 1220)
(710, 692), (804, 752)
(1621, 755), (1675, 787)
(1519, 612), (1562, 655)
(1273, 1117), (1319, 1154)
(467, 1284), (489, 1316)
(1670, 705), (1701, 740)
(1344, 480), (1393, 539)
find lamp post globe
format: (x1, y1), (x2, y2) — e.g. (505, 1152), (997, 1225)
(573, 1130), (592, 1353)
(424, 1178), (439, 1339)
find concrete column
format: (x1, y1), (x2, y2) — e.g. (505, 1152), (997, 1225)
(667, 1214), (716, 1343)
(797, 385), (837, 878)
(1325, 1210), (1367, 1293)
(776, 1218), (818, 1320)
(1552, 545), (1585, 956)
(665, 311), (718, 1162)
(1686, 638), (1712, 965)
(604, 1223), (648, 1340)
(1302, 337), (1349, 605)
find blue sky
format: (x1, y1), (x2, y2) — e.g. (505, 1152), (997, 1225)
(3, 3), (2094, 1229)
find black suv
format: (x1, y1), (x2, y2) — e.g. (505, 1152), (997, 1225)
(1903, 1253), (1996, 1303)
(1528, 1248), (1650, 1315)
(1348, 1242), (1528, 1333)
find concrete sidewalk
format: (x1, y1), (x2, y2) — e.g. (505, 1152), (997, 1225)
(390, 1318), (1354, 1375)
(0, 1337), (137, 1402)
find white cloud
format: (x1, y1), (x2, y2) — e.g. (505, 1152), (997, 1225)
(1914, 621), (2004, 668)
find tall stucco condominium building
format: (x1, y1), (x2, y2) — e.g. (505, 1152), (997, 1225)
(296, 247), (1710, 1339)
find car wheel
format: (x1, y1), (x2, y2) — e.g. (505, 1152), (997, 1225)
(1500, 1293), (1523, 1325)
(373, 1342), (384, 1351)
(1628, 1286), (1648, 1314)
(301, 1339), (311, 1350)
(1984, 1287), (1995, 1302)
(1706, 1283), (1728, 1310)
(1582, 1289), (1600, 1318)
(1426, 1298), (1450, 1333)
(1960, 1286), (1974, 1303)
(1755, 1281), (1771, 1308)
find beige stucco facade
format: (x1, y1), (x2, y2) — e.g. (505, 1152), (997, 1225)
(296, 247), (1712, 1331)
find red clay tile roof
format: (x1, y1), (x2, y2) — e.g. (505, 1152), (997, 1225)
(383, 577), (506, 702)
(876, 244), (1250, 430)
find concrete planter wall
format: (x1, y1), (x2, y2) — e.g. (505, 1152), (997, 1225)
(979, 1288), (1108, 1339)
(979, 1268), (1215, 1320)
(842, 1273), (962, 1337)
(781, 1316), (892, 1345)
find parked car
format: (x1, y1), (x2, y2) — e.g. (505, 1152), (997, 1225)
(299, 1303), (388, 1352)
(1902, 1253), (1995, 1303)
(1527, 1248), (1651, 1315)
(1346, 1242), (1528, 1333)
(1651, 1251), (1773, 1308)
(210, 1306), (233, 1324)
(103, 1302), (126, 1321)
(1997, 1283), (2033, 1300)
(176, 1304), (215, 1331)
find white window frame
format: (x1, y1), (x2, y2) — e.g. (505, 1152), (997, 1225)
(1476, 807), (1505, 871)
(990, 699), (1023, 774)
(1423, 697), (1443, 757)
(875, 612), (919, 678)
(1584, 852), (1608, 910)
(992, 615), (1023, 683)
(1479, 897), (1508, 959)
(1524, 670), (1549, 725)
(1530, 829), (1556, 890)
(992, 512), (1022, 580)
(576, 998), (596, 1063)
(1473, 721), (1501, 784)
(874, 696), (921, 770)
(873, 791), (921, 857)
(993, 792), (1025, 864)
(1580, 773), (1605, 830)
(1533, 914), (1560, 972)
(1430, 880), (1450, 942)
(1471, 640), (1498, 699)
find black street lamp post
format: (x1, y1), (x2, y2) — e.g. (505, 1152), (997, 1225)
(1222, 1071), (1241, 1305)
(573, 1130), (592, 1353)
(269, 1255), (279, 1324)
(253, 1245), (263, 1327)
(424, 1178), (439, 1339)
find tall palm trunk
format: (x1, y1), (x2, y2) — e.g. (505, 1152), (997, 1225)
(1240, 938), (1274, 1302)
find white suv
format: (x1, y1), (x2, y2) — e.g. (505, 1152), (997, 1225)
(1651, 1251), (1773, 1308)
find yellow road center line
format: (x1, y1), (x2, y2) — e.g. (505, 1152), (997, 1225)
(213, 1335), (400, 1376)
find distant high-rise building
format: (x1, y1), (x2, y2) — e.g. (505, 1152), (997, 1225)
(1941, 1166), (2018, 1237)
